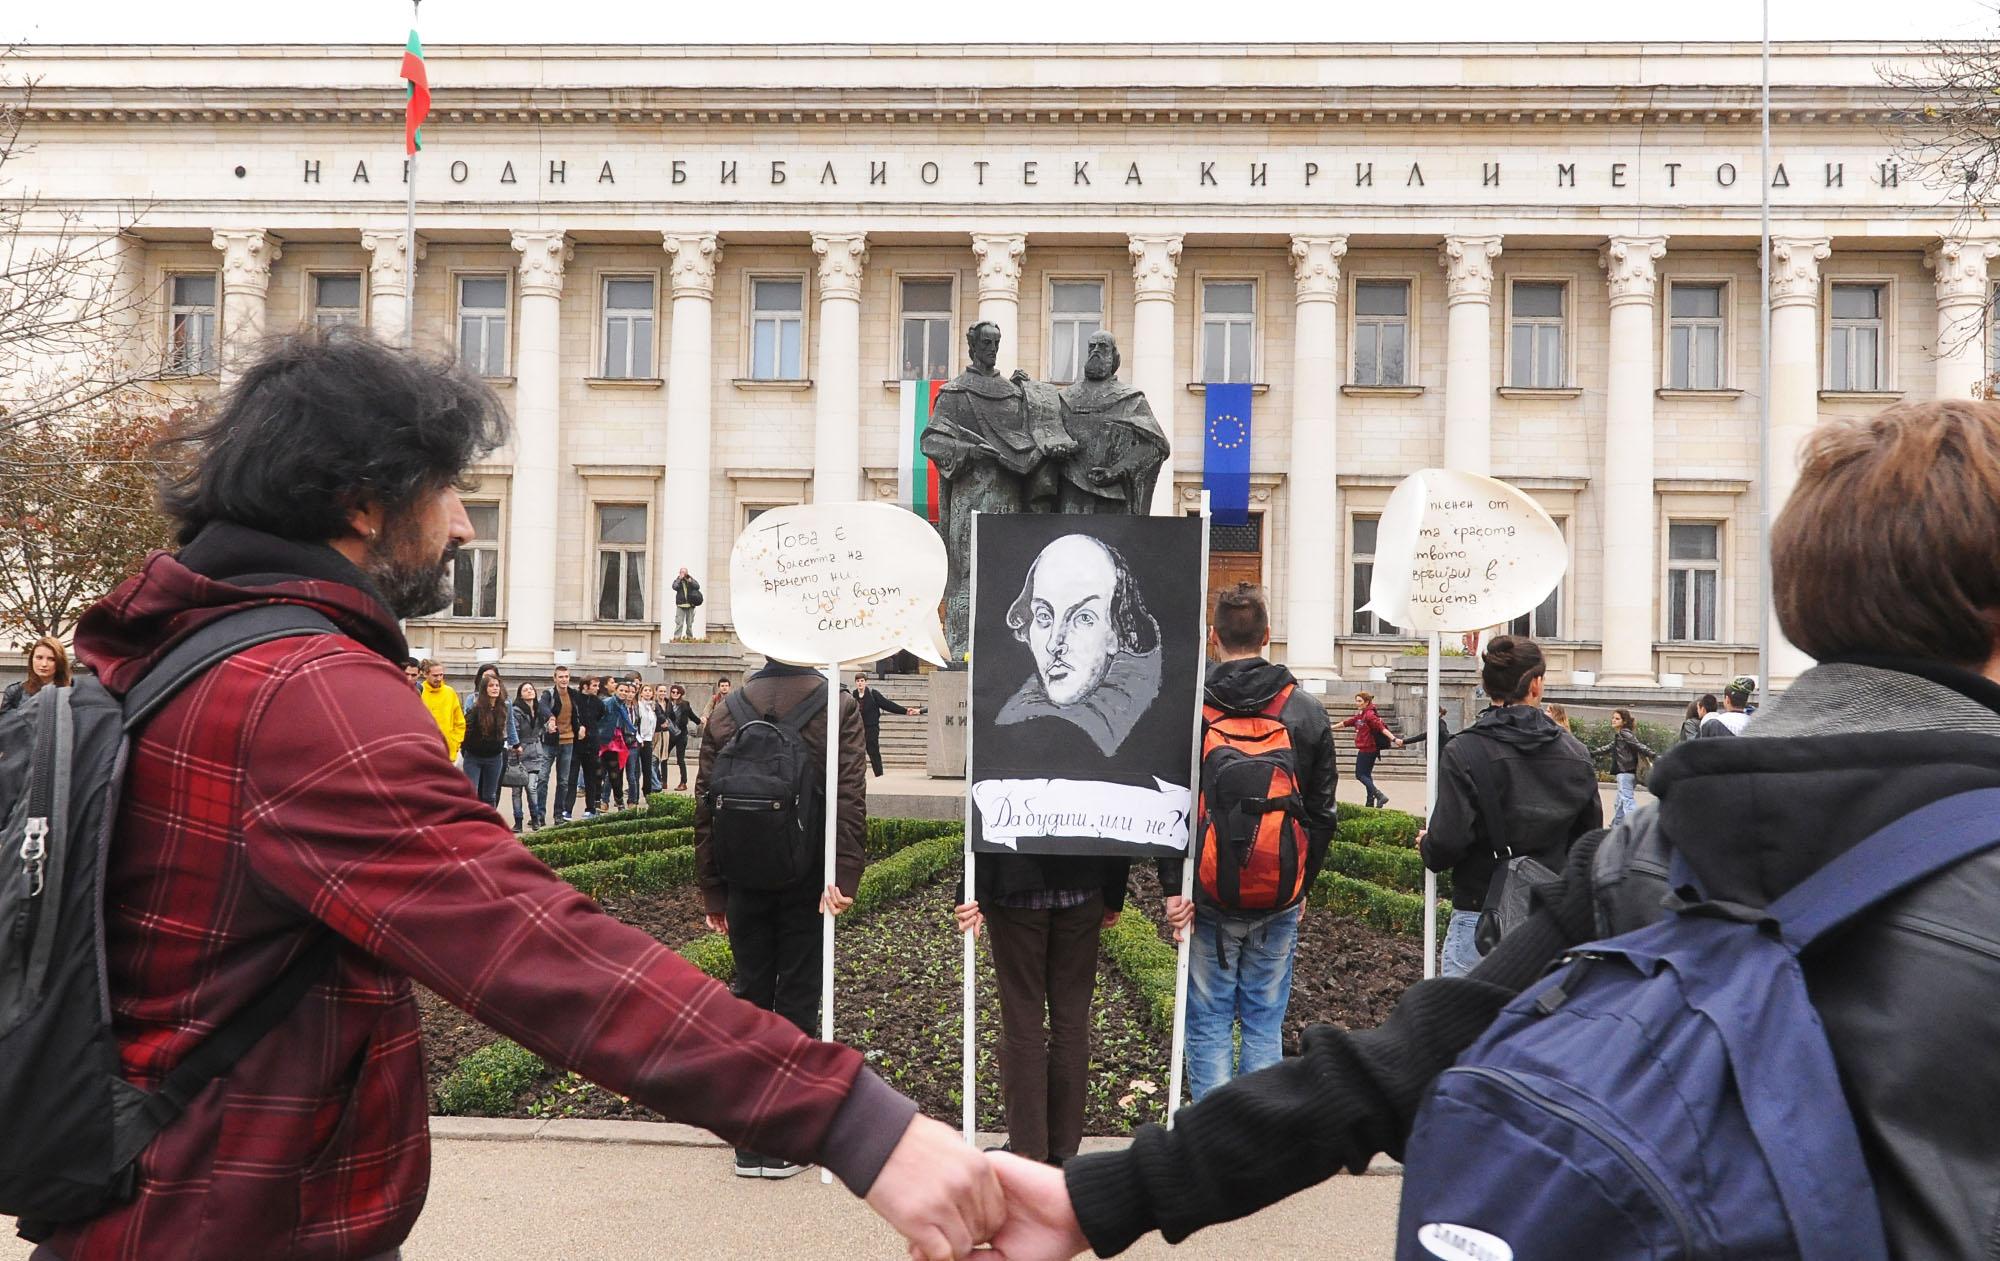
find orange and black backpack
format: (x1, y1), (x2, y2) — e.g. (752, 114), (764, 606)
(1195, 685), (1311, 913)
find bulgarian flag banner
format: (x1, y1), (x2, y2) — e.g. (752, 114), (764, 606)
(895, 379), (946, 525)
(401, 29), (430, 154)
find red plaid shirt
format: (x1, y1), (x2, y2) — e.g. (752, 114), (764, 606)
(50, 538), (909, 1260)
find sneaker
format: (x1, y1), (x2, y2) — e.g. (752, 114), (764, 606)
(734, 1151), (763, 1178)
(759, 1158), (809, 1180)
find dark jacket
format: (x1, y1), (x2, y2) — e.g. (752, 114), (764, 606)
(462, 698), (514, 759)
(573, 689), (606, 750)
(1590, 726), (1659, 776)
(536, 685), (586, 745)
(1677, 714), (1704, 743)
(693, 661), (868, 915)
(1338, 703), (1394, 754)
(1422, 704), (1603, 911)
(663, 698), (699, 745)
(851, 684), (910, 734)
(1157, 657), (1340, 911)
(1400, 713), (1453, 749)
(673, 575), (702, 609)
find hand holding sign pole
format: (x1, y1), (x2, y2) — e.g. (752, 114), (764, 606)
(728, 502), (949, 1179)
(1361, 470), (1568, 979)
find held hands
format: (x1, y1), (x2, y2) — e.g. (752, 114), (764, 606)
(1161, 894), (1195, 942)
(983, 1151), (1091, 1261)
(821, 884), (855, 916)
(954, 900), (984, 938)
(866, 1115), (1006, 1261)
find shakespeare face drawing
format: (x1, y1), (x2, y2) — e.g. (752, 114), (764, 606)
(996, 533), (1162, 755)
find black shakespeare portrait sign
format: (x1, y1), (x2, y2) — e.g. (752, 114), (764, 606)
(969, 513), (1204, 858)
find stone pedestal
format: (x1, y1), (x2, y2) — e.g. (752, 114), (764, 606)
(1387, 655), (1483, 736)
(926, 668), (969, 778)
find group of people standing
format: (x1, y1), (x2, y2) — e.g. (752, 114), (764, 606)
(405, 658), (710, 828)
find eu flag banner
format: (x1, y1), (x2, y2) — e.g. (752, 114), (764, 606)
(1203, 383), (1253, 526)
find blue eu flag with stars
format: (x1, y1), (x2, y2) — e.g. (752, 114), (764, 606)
(1203, 384), (1253, 526)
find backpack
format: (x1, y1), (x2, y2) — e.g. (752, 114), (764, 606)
(706, 685), (827, 892)
(1195, 685), (1311, 913)
(0, 603), (338, 1229)
(1396, 787), (2000, 1261)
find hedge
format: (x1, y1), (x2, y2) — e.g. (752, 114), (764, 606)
(529, 827), (694, 871)
(1309, 870), (1450, 940)
(1336, 809), (1424, 850)
(645, 793), (697, 824)
(865, 817), (964, 858)
(679, 933), (734, 981)
(853, 833), (963, 913)
(557, 845), (699, 900)
(1322, 839), (1453, 900)
(527, 812), (671, 845)
(1099, 906), (1179, 1034)
(434, 1038), (546, 1116)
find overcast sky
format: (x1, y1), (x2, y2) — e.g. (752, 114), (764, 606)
(8, 0), (1999, 46)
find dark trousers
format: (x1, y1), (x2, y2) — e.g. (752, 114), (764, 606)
(668, 736), (690, 787)
(600, 749), (626, 807)
(1355, 750), (1385, 806)
(576, 741), (604, 813)
(864, 725), (885, 777)
(984, 895), (1104, 1163)
(726, 883), (823, 1037)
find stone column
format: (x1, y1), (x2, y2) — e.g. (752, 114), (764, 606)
(1285, 234), (1348, 679)
(811, 231), (869, 503)
(211, 229), (281, 383)
(661, 232), (722, 640)
(1438, 235), (1504, 475)
(1598, 237), (1668, 687)
(1766, 236), (1831, 688)
(1927, 238), (1999, 402)
(1129, 233), (1184, 516)
(971, 233), (1027, 376)
(506, 229), (570, 661)
(361, 228), (424, 344)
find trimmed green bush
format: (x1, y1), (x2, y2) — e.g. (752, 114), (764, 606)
(1309, 871), (1450, 941)
(853, 834), (963, 914)
(680, 933), (734, 982)
(530, 827), (694, 871)
(1336, 808), (1424, 849)
(527, 812), (669, 845)
(646, 793), (697, 824)
(1322, 840), (1452, 900)
(558, 845), (699, 900)
(1099, 906), (1179, 1033)
(434, 1038), (546, 1116)
(865, 817), (964, 858)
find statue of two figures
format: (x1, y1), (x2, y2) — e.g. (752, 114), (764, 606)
(922, 323), (1168, 659)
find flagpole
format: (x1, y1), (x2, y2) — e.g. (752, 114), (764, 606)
(403, 0), (421, 349)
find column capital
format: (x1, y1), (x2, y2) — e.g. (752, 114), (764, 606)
(1599, 236), (1667, 307)
(359, 229), (425, 297)
(1926, 236), (2000, 306)
(663, 232), (723, 299)
(970, 232), (1027, 301)
(1289, 235), (1350, 303)
(811, 231), (869, 302)
(1129, 233), (1184, 301)
(511, 229), (572, 299)
(211, 229), (281, 296)
(1438, 234), (1504, 304)
(1766, 236), (1831, 309)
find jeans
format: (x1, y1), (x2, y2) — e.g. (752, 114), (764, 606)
(642, 746), (662, 793)
(511, 765), (546, 829)
(464, 752), (506, 809)
(552, 742), (577, 820)
(1440, 908), (1484, 978)
(1184, 906), (1300, 1102)
(668, 736), (690, 787)
(577, 742), (604, 814)
(626, 751), (646, 806)
(1355, 751), (1385, 807)
(675, 606), (697, 638)
(1613, 772), (1637, 824)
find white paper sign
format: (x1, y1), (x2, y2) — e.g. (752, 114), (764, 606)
(728, 501), (950, 667)
(972, 777), (1191, 851)
(1361, 469), (1568, 634)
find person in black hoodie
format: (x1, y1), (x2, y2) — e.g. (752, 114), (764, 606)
(1419, 635), (1602, 977)
(1155, 584), (1338, 1102)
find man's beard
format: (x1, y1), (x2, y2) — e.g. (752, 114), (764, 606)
(363, 515), (459, 621)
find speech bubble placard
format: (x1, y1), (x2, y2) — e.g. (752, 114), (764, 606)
(1361, 469), (1568, 635)
(728, 501), (950, 667)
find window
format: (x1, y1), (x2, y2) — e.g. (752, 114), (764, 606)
(898, 278), (953, 380)
(457, 275), (509, 377)
(750, 277), (804, 380)
(1201, 280), (1255, 384)
(595, 505), (649, 622)
(451, 503), (501, 618)
(1666, 522), (1721, 643)
(1352, 280), (1410, 387)
(1048, 280), (1104, 382)
(1829, 283), (1886, 391)
(1667, 283), (1725, 390)
(1350, 515), (1402, 636)
(166, 273), (218, 375)
(1509, 281), (1567, 388)
(312, 273), (363, 328)
(1508, 519), (1565, 638)
(600, 277), (656, 378)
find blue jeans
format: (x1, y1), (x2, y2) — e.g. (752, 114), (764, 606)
(1440, 909), (1484, 978)
(1355, 751), (1384, 806)
(626, 752), (646, 805)
(464, 752), (506, 809)
(512, 765), (546, 829)
(1184, 906), (1300, 1102)
(1613, 772), (1637, 824)
(552, 743), (577, 820)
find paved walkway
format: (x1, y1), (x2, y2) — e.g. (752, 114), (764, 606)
(2, 1124), (1403, 1260)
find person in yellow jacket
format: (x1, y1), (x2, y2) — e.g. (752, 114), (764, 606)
(420, 659), (466, 760)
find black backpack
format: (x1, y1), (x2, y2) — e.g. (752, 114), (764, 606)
(0, 603), (338, 1231)
(706, 686), (826, 891)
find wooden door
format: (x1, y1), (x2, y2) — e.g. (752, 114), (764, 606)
(1204, 514), (1264, 622)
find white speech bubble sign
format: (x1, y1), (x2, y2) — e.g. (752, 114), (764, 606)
(1361, 469), (1568, 634)
(728, 501), (950, 668)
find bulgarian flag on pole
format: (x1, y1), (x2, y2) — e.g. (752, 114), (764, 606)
(401, 29), (430, 154)
(896, 380), (946, 524)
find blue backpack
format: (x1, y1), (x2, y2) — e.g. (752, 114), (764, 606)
(1397, 788), (2000, 1261)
